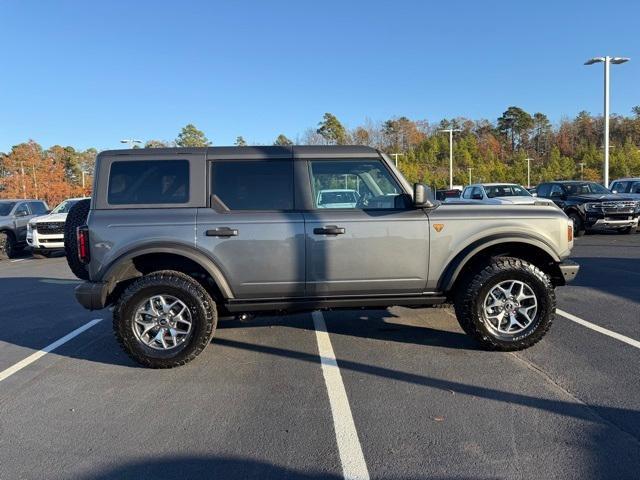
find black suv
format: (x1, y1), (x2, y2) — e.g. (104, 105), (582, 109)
(536, 181), (640, 236)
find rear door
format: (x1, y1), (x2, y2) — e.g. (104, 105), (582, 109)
(196, 152), (305, 299)
(301, 157), (430, 296)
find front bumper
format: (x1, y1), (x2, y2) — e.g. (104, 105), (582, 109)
(585, 215), (639, 230)
(558, 260), (580, 284)
(75, 281), (109, 310)
(27, 231), (65, 249)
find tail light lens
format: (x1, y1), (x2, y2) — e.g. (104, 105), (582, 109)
(77, 225), (90, 264)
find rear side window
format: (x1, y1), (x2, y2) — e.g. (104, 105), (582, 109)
(29, 201), (48, 214)
(536, 184), (550, 197)
(108, 160), (189, 205)
(211, 160), (293, 210)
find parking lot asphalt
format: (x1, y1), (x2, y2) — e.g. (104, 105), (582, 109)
(0, 234), (638, 480)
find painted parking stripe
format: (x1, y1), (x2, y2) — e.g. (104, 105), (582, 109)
(557, 309), (640, 349)
(0, 319), (103, 383)
(312, 311), (370, 480)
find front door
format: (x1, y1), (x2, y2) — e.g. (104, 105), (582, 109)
(303, 158), (430, 296)
(197, 157), (305, 299)
(13, 202), (32, 242)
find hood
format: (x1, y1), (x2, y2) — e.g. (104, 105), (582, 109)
(567, 193), (636, 203)
(494, 196), (543, 205)
(32, 212), (68, 223)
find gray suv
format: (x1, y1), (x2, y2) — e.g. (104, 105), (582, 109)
(0, 199), (49, 259)
(70, 146), (579, 368)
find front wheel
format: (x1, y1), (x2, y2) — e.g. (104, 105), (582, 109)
(568, 213), (585, 237)
(454, 257), (556, 351)
(617, 226), (633, 235)
(0, 232), (17, 260)
(113, 270), (217, 368)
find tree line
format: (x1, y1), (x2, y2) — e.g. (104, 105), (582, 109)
(2, 107), (640, 206)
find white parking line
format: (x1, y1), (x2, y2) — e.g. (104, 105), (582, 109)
(557, 309), (640, 349)
(312, 311), (369, 480)
(0, 319), (103, 383)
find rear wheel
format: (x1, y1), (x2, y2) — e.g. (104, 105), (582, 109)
(0, 231), (17, 259)
(454, 257), (556, 351)
(568, 212), (585, 237)
(64, 199), (91, 280)
(113, 270), (217, 368)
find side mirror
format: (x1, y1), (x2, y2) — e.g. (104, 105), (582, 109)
(471, 193), (483, 200)
(612, 190), (618, 194)
(14, 210), (28, 217)
(532, 192), (538, 197)
(414, 183), (434, 208)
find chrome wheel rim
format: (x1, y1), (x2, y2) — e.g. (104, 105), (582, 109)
(483, 280), (538, 336)
(133, 294), (192, 350)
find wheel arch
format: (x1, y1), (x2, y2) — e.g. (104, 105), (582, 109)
(439, 235), (563, 294)
(100, 243), (234, 304)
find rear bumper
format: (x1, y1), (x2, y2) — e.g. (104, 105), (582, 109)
(75, 281), (109, 310)
(558, 260), (579, 284)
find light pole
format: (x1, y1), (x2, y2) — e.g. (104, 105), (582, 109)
(391, 153), (404, 168)
(120, 139), (142, 149)
(525, 157), (534, 188)
(467, 168), (473, 185)
(440, 128), (461, 189)
(578, 162), (586, 181)
(585, 56), (630, 187)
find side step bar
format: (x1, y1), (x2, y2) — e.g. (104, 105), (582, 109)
(225, 294), (447, 313)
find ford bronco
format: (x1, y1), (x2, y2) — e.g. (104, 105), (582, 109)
(68, 146), (579, 368)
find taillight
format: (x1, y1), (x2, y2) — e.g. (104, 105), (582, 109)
(77, 225), (90, 264)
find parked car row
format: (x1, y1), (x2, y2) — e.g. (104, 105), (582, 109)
(0, 197), (89, 259)
(444, 179), (640, 236)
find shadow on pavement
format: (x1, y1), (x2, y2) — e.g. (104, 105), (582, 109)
(570, 256), (640, 303)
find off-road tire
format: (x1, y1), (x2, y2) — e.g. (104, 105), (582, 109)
(568, 212), (585, 237)
(454, 257), (556, 351)
(0, 231), (17, 260)
(113, 271), (217, 368)
(64, 199), (91, 280)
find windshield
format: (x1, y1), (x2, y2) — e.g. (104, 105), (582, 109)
(485, 185), (531, 198)
(0, 202), (16, 216)
(52, 199), (79, 214)
(564, 183), (610, 195)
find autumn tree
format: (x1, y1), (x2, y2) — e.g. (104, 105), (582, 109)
(145, 140), (171, 148)
(497, 106), (533, 151)
(317, 113), (348, 145)
(176, 124), (210, 147)
(274, 134), (293, 146)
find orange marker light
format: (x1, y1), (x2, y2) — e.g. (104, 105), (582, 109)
(433, 224), (444, 232)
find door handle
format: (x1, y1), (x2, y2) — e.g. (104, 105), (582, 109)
(313, 225), (346, 235)
(206, 227), (239, 237)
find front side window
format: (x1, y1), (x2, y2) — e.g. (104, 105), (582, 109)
(536, 184), (550, 197)
(309, 160), (405, 210)
(549, 185), (564, 197)
(563, 182), (609, 195)
(630, 181), (640, 194)
(14, 203), (30, 216)
(108, 160), (189, 205)
(611, 181), (628, 193)
(211, 160), (294, 210)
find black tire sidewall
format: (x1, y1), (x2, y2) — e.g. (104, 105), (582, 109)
(569, 213), (584, 236)
(115, 274), (216, 367)
(472, 268), (554, 345)
(64, 199), (91, 280)
(0, 232), (15, 259)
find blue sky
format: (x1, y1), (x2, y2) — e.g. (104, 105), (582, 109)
(1, 0), (638, 152)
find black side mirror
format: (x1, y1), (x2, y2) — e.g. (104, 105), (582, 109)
(14, 210), (28, 217)
(414, 183), (435, 208)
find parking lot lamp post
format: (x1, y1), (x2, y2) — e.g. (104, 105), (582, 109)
(585, 56), (630, 187)
(120, 139), (142, 149)
(391, 153), (404, 168)
(525, 157), (534, 188)
(468, 168), (472, 185)
(440, 128), (461, 189)
(579, 162), (586, 181)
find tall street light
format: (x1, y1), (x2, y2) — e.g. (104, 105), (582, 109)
(440, 128), (461, 189)
(525, 157), (534, 188)
(467, 167), (473, 185)
(578, 162), (586, 181)
(120, 139), (142, 148)
(391, 153), (404, 168)
(584, 56), (630, 187)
